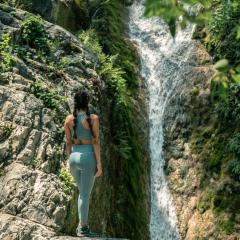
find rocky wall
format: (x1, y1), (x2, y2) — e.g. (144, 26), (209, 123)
(163, 40), (239, 239)
(0, 3), (150, 239)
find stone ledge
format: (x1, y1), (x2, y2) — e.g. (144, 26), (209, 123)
(0, 212), (129, 240)
(52, 237), (129, 240)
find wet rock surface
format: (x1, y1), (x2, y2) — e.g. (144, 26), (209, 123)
(163, 40), (240, 239)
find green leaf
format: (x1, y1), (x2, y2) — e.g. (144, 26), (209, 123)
(214, 59), (229, 72)
(168, 17), (177, 37)
(232, 74), (240, 84)
(235, 64), (240, 73)
(237, 25), (240, 39)
(180, 18), (187, 29)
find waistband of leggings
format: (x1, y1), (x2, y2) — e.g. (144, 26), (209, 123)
(71, 144), (94, 153)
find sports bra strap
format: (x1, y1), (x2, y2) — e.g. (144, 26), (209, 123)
(71, 112), (93, 141)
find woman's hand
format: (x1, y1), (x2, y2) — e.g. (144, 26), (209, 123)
(95, 162), (102, 177)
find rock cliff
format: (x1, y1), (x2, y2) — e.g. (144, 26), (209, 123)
(163, 41), (240, 239)
(0, 3), (149, 239)
(4, 1), (236, 239)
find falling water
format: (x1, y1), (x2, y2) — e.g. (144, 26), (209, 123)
(127, 1), (196, 240)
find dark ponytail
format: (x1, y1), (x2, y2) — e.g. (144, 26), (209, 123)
(86, 104), (95, 138)
(72, 89), (96, 139)
(73, 104), (78, 139)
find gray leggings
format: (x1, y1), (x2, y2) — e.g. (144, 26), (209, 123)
(69, 144), (96, 224)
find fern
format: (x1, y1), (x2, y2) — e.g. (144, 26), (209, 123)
(0, 33), (13, 72)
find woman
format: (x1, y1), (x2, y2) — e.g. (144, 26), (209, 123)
(63, 88), (103, 237)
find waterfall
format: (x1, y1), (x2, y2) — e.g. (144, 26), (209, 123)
(127, 2), (195, 239)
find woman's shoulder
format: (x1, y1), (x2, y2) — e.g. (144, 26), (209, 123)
(64, 114), (74, 125)
(64, 113), (98, 124)
(90, 113), (98, 119)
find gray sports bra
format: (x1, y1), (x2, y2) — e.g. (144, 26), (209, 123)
(71, 112), (93, 140)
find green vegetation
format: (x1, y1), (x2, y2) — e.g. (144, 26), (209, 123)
(205, 0), (240, 65)
(29, 80), (68, 109)
(197, 187), (214, 213)
(75, 0), (139, 89)
(28, 80), (69, 137)
(190, 103), (240, 234)
(144, 0), (212, 37)
(13, 15), (63, 66)
(0, 33), (13, 72)
(58, 168), (75, 195)
(88, 0), (139, 89)
(205, 0), (240, 181)
(191, 1), (240, 232)
(145, 0), (240, 235)
(20, 15), (50, 54)
(218, 217), (236, 235)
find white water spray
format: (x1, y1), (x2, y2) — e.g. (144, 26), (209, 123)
(127, 2), (195, 239)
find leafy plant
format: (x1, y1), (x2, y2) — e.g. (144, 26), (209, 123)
(216, 82), (240, 123)
(84, 0), (139, 89)
(77, 29), (104, 63)
(206, 0), (240, 65)
(0, 33), (13, 72)
(231, 163), (240, 176)
(29, 81), (67, 109)
(13, 44), (32, 59)
(228, 133), (240, 155)
(228, 159), (240, 179)
(218, 217), (235, 234)
(210, 58), (240, 124)
(58, 168), (75, 195)
(20, 15), (50, 54)
(197, 187), (214, 213)
(144, 0), (212, 37)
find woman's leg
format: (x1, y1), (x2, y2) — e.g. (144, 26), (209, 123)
(69, 152), (83, 224)
(69, 151), (96, 226)
(69, 152), (82, 189)
(78, 166), (96, 225)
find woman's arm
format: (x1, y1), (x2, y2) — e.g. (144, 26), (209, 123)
(92, 115), (101, 165)
(64, 117), (72, 159)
